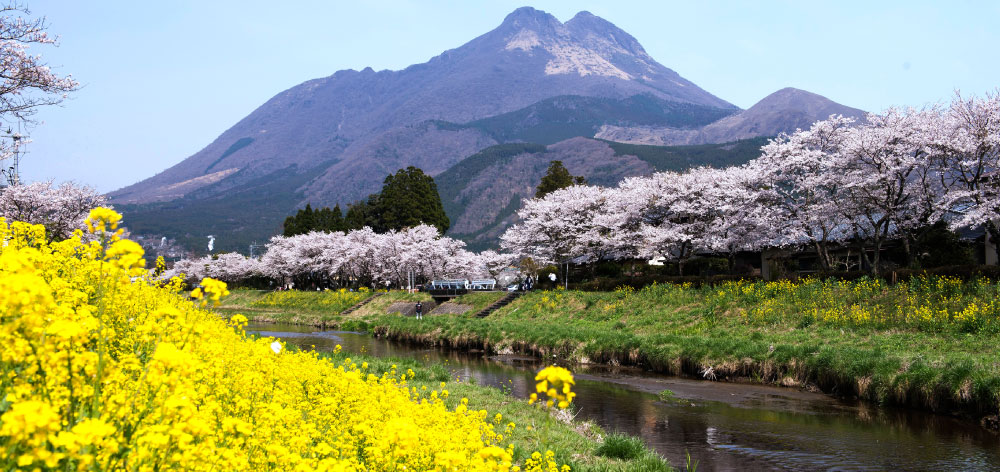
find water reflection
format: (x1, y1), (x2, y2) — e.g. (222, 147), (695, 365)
(249, 323), (1000, 471)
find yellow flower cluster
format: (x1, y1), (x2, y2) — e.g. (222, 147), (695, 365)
(190, 277), (230, 307)
(84, 207), (121, 234)
(709, 276), (1000, 331)
(531, 290), (564, 314)
(0, 210), (566, 471)
(529, 366), (575, 409)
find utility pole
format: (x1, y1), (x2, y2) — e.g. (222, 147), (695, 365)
(1, 130), (26, 187)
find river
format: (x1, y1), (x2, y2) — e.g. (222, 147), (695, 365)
(248, 322), (1000, 471)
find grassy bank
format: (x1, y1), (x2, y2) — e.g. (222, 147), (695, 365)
(218, 289), (507, 325)
(369, 278), (1000, 421)
(220, 278), (1000, 422)
(216, 288), (383, 325)
(317, 348), (674, 471)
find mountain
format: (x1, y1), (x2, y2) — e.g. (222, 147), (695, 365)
(111, 7), (863, 254)
(595, 87), (866, 145)
(112, 7), (734, 206)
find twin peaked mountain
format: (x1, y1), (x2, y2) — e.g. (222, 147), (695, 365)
(112, 7), (864, 253)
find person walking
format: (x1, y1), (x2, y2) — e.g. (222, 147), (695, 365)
(415, 302), (423, 320)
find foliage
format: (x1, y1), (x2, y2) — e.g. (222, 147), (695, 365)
(317, 351), (670, 472)
(168, 223), (499, 289)
(375, 166), (450, 234)
(0, 3), (79, 168)
(910, 222), (975, 268)
(595, 434), (647, 461)
(0, 210), (571, 470)
(536, 161), (586, 199)
(436, 143), (550, 225)
(336, 166), (450, 234)
(282, 203), (345, 236)
(501, 91), (1000, 277)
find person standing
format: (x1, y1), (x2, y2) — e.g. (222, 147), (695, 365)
(415, 302), (423, 320)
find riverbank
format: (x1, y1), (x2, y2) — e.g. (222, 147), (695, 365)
(381, 280), (1000, 426)
(313, 348), (675, 471)
(216, 288), (385, 326)
(221, 278), (1000, 427)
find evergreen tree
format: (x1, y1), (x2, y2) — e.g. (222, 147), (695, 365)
(315, 205), (345, 232)
(282, 167), (449, 236)
(283, 203), (350, 235)
(536, 160), (587, 198)
(373, 166), (450, 233)
(345, 195), (379, 231)
(283, 203), (317, 236)
(329, 204), (345, 232)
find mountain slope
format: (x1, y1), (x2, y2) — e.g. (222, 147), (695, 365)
(112, 7), (735, 206)
(595, 87), (866, 145)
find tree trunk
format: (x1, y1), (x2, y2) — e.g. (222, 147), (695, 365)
(813, 240), (831, 272)
(564, 262), (569, 290)
(902, 235), (914, 268)
(677, 241), (690, 277)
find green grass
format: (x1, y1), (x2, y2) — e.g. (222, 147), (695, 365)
(249, 288), (372, 312)
(595, 433), (647, 460)
(369, 278), (1000, 417)
(316, 349), (674, 472)
(447, 291), (508, 314)
(220, 277), (1000, 419)
(218, 289), (428, 328)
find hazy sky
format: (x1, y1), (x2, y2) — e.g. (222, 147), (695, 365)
(24, 1), (1000, 192)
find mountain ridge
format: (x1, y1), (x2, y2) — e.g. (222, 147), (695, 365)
(595, 87), (866, 145)
(111, 6), (735, 205)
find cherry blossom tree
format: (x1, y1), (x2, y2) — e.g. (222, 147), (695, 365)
(607, 170), (727, 275)
(205, 252), (264, 284)
(930, 91), (1000, 244)
(0, 180), (106, 239)
(700, 165), (777, 270)
(475, 250), (518, 279)
(836, 107), (945, 271)
(0, 3), (79, 167)
(753, 116), (857, 270)
(500, 185), (615, 285)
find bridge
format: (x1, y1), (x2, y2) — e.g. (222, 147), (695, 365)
(425, 279), (498, 303)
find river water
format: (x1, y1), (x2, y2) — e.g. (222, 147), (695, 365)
(248, 322), (1000, 471)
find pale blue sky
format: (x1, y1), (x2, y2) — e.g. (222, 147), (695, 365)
(25, 1), (1000, 192)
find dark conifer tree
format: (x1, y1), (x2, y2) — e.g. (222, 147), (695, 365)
(373, 166), (449, 233)
(535, 160), (586, 198)
(329, 204), (345, 232)
(344, 195), (378, 231)
(282, 167), (449, 236)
